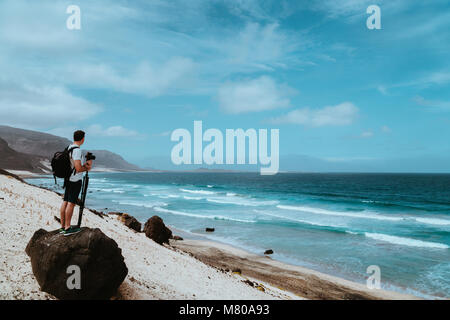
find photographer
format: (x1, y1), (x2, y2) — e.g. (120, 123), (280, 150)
(59, 130), (93, 236)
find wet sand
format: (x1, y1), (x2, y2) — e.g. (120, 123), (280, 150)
(171, 239), (420, 300)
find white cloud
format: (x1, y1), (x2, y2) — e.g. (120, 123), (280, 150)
(152, 131), (172, 137)
(360, 131), (374, 138)
(67, 58), (196, 98)
(270, 102), (359, 127)
(222, 0), (288, 21)
(218, 76), (294, 114)
(377, 70), (450, 94)
(47, 124), (143, 140)
(86, 124), (140, 137)
(0, 1), (310, 99)
(381, 125), (392, 133)
(309, 0), (374, 18)
(377, 85), (388, 95)
(309, 0), (413, 20)
(395, 10), (450, 39)
(413, 96), (450, 111)
(424, 72), (450, 86)
(220, 22), (307, 72)
(0, 82), (102, 129)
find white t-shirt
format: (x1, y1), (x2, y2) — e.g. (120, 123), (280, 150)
(68, 144), (85, 182)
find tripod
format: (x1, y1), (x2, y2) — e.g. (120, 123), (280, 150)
(77, 172), (89, 228)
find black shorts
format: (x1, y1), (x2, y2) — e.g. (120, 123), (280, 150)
(63, 180), (82, 204)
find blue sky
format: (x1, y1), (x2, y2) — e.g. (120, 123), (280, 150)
(0, 0), (449, 171)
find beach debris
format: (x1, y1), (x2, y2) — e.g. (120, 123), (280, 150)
(89, 208), (106, 219)
(54, 216), (61, 223)
(108, 211), (123, 216)
(264, 249), (274, 255)
(256, 285), (265, 292)
(242, 279), (255, 287)
(119, 213), (142, 232)
(232, 268), (241, 275)
(205, 227), (215, 232)
(25, 227), (128, 300)
(144, 215), (173, 245)
(172, 235), (184, 241)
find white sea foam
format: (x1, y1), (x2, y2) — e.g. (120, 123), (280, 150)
(253, 209), (346, 229)
(154, 207), (256, 223)
(180, 188), (216, 195)
(207, 197), (278, 207)
(157, 194), (180, 199)
(98, 188), (125, 194)
(414, 217), (450, 226)
(183, 196), (203, 200)
(113, 200), (168, 208)
(365, 233), (449, 249)
(277, 205), (403, 222)
(277, 204), (450, 227)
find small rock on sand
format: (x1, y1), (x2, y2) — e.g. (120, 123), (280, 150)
(242, 279), (254, 287)
(120, 213), (142, 232)
(232, 268), (241, 274)
(144, 215), (172, 245)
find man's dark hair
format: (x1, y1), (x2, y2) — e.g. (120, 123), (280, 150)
(74, 130), (85, 142)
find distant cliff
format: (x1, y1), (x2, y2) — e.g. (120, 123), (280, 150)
(0, 137), (45, 173)
(0, 125), (145, 173)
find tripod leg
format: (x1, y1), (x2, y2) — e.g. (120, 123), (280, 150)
(77, 174), (89, 227)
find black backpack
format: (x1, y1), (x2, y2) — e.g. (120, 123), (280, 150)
(51, 146), (79, 184)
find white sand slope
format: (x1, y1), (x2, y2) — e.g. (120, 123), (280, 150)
(0, 174), (298, 300)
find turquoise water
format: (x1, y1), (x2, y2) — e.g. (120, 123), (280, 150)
(28, 172), (450, 298)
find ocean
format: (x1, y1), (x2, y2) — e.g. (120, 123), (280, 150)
(28, 172), (450, 299)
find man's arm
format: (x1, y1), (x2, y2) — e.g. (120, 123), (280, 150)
(74, 160), (91, 173)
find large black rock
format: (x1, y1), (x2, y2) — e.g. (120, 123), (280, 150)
(143, 215), (172, 245)
(25, 228), (128, 300)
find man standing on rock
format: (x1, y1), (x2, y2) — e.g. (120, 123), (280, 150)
(59, 130), (92, 236)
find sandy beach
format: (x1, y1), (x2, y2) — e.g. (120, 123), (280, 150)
(171, 239), (419, 300)
(0, 172), (418, 300)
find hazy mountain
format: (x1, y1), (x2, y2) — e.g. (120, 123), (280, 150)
(0, 137), (46, 173)
(0, 125), (70, 157)
(88, 150), (142, 171)
(0, 125), (145, 172)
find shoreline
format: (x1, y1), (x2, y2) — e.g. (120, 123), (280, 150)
(168, 231), (419, 300)
(167, 226), (430, 300)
